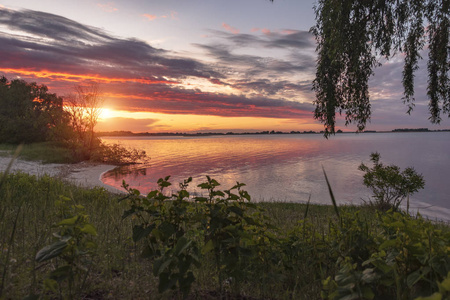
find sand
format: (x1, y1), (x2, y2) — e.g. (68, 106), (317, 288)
(0, 155), (124, 194)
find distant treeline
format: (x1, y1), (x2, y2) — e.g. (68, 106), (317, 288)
(96, 130), (323, 137)
(97, 128), (450, 137)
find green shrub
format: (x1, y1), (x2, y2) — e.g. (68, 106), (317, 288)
(359, 152), (425, 211)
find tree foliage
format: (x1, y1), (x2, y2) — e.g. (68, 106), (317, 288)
(0, 76), (69, 143)
(310, 0), (449, 136)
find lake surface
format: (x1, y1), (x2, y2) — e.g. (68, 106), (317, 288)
(101, 132), (450, 221)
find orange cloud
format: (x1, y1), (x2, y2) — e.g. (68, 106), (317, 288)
(222, 23), (239, 34)
(142, 14), (158, 21)
(0, 68), (179, 85)
(97, 2), (118, 12)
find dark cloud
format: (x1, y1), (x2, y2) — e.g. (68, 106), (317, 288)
(209, 29), (315, 50)
(231, 79), (312, 97)
(0, 9), (113, 44)
(0, 8), (218, 81)
(106, 82), (315, 119)
(0, 7), (313, 121)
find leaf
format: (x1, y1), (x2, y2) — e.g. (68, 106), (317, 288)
(240, 190), (251, 201)
(81, 224), (97, 236)
(414, 293), (442, 300)
(174, 237), (192, 255)
(36, 240), (69, 262)
(132, 224), (154, 243)
(203, 240), (214, 253)
(407, 269), (423, 288)
(57, 215), (79, 226)
(154, 257), (173, 276)
(122, 207), (136, 219)
(379, 239), (397, 250)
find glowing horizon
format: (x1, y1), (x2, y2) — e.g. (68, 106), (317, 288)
(1, 4), (448, 133)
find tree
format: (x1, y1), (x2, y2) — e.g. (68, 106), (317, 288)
(0, 76), (68, 143)
(310, 0), (449, 136)
(65, 83), (104, 159)
(359, 152), (425, 211)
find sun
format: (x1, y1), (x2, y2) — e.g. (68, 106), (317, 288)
(99, 108), (114, 119)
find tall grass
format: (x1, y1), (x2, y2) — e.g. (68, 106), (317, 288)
(0, 142), (77, 164)
(0, 171), (448, 299)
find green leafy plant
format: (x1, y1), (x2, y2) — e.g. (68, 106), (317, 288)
(120, 176), (200, 298)
(359, 152), (425, 211)
(35, 196), (97, 299)
(195, 176), (276, 295)
(322, 211), (450, 300)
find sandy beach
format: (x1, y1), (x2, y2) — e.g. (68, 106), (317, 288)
(0, 155), (124, 194)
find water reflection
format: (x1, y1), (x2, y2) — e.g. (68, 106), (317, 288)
(101, 133), (450, 221)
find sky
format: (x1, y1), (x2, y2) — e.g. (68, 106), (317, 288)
(0, 0), (448, 133)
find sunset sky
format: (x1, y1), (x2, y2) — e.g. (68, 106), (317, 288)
(0, 0), (448, 133)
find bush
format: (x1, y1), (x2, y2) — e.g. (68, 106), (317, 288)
(90, 142), (147, 165)
(359, 152), (425, 211)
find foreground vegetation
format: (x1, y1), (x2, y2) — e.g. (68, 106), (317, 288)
(0, 171), (449, 299)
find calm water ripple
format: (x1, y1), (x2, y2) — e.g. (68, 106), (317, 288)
(101, 132), (450, 221)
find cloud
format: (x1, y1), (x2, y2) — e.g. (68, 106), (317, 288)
(143, 11), (178, 21)
(222, 23), (239, 34)
(142, 14), (158, 21)
(97, 2), (118, 13)
(0, 7), (316, 123)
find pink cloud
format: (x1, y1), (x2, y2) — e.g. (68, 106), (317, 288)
(143, 11), (178, 21)
(261, 28), (271, 35)
(142, 14), (158, 21)
(97, 2), (118, 13)
(251, 28), (272, 35)
(222, 23), (239, 34)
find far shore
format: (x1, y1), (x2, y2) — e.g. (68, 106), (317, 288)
(0, 155), (124, 194)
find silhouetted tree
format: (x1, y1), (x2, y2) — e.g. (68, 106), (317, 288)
(65, 83), (104, 159)
(0, 77), (68, 143)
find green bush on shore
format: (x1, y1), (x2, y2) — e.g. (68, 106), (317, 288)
(0, 172), (448, 299)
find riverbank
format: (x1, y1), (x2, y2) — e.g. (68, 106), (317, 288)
(0, 155), (123, 193)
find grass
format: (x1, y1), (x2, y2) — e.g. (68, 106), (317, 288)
(0, 170), (449, 299)
(0, 142), (77, 164)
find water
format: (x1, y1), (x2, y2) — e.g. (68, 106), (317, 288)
(101, 132), (450, 221)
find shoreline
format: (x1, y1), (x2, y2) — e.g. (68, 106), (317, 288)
(0, 155), (124, 194)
